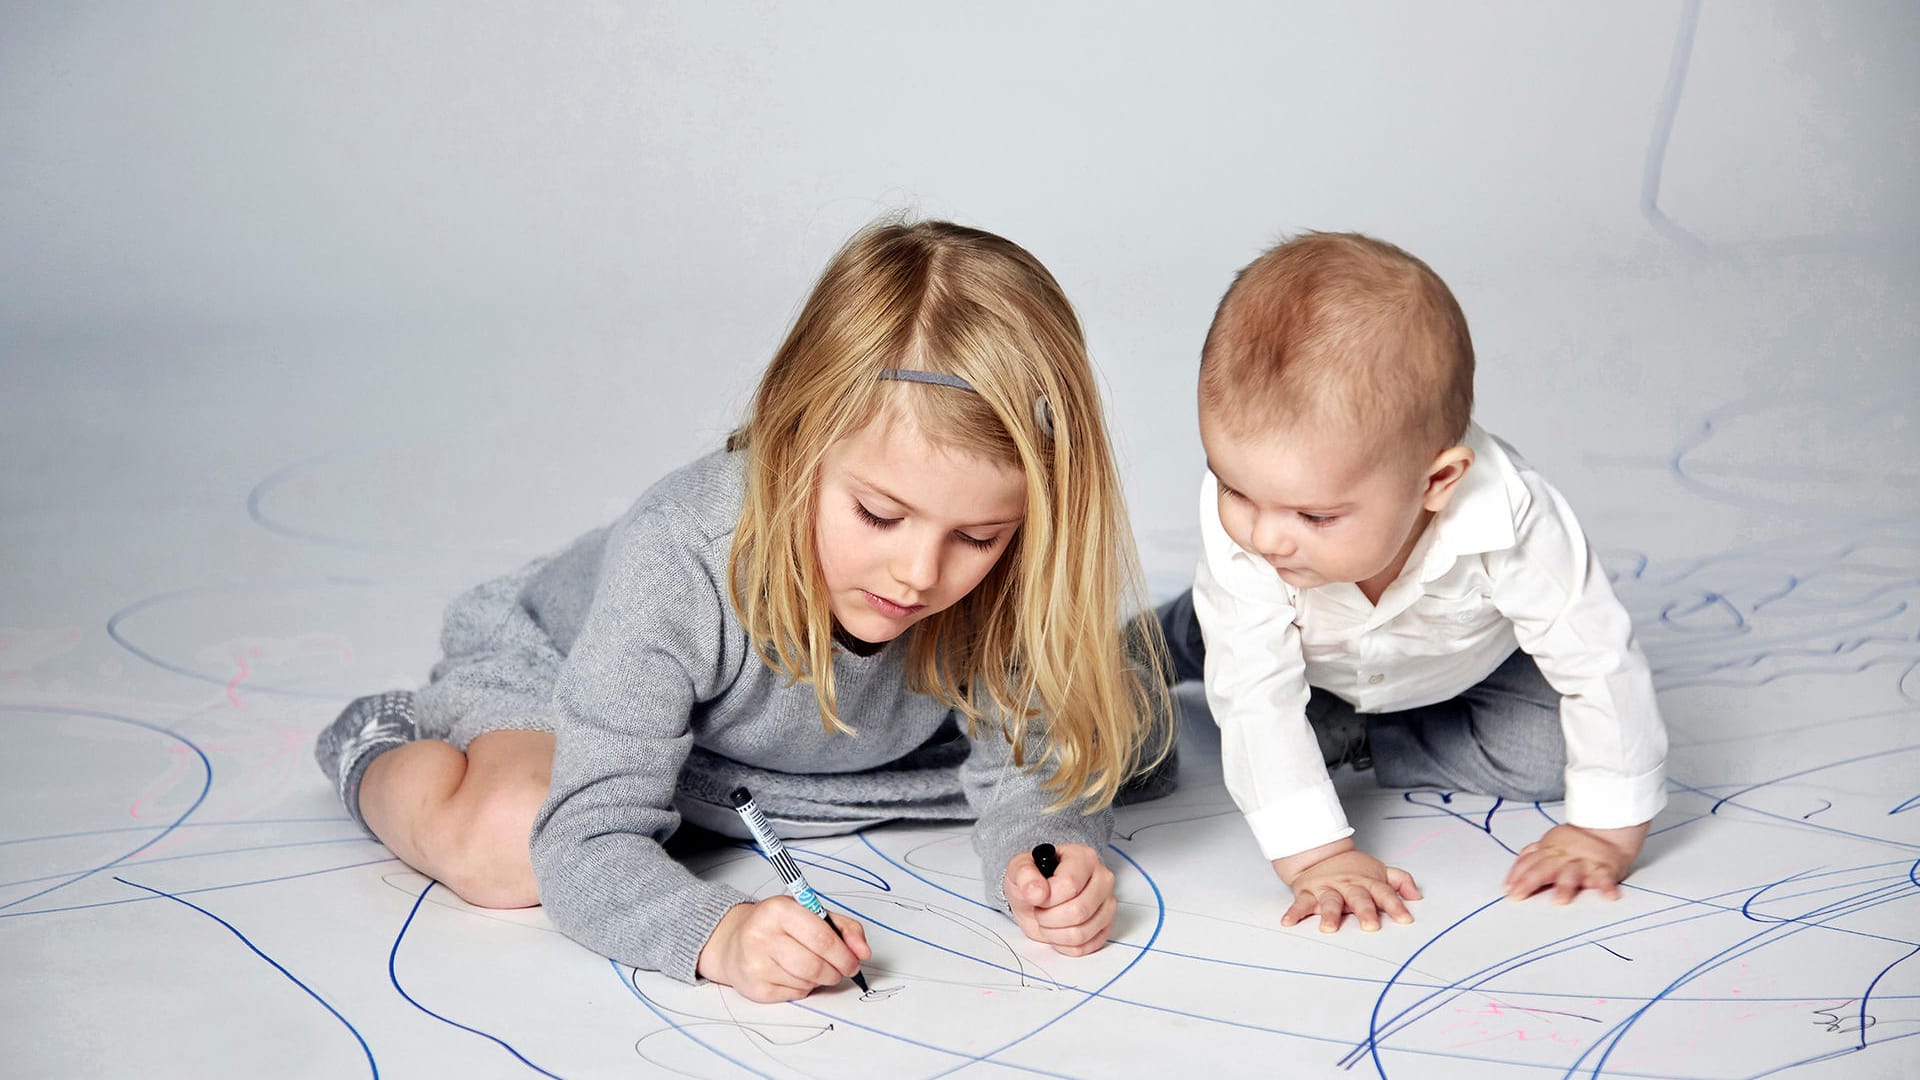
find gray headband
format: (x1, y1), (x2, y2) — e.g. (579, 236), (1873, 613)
(878, 367), (1055, 439)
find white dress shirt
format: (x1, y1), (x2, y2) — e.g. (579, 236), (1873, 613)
(1193, 424), (1667, 861)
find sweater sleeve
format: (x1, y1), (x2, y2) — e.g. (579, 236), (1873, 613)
(528, 505), (750, 984)
(962, 712), (1115, 911)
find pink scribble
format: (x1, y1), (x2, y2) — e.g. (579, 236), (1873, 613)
(226, 645), (262, 708)
(128, 744), (195, 821)
(1402, 823), (1468, 853)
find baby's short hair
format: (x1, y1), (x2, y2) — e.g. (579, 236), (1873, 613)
(1198, 231), (1474, 459)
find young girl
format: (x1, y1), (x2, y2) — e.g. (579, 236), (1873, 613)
(315, 219), (1172, 1002)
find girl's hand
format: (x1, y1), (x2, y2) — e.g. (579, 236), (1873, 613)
(1004, 843), (1116, 956)
(695, 898), (871, 1003)
(1275, 840), (1421, 932)
(1504, 822), (1649, 903)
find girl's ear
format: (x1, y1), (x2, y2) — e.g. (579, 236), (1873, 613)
(1420, 445), (1475, 513)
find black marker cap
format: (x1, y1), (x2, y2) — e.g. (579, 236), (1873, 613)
(1031, 842), (1059, 878)
(729, 787), (753, 808)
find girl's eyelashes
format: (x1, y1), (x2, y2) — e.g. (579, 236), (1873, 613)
(854, 501), (899, 529)
(1299, 512), (1336, 527)
(856, 500), (999, 550)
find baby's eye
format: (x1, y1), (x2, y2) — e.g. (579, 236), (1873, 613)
(1299, 512), (1336, 527)
(1219, 484), (1245, 502)
(855, 502), (899, 529)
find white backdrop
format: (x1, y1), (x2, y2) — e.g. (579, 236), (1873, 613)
(4, 3), (1917, 1077)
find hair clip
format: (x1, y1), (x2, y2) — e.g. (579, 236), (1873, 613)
(878, 368), (976, 392)
(877, 367), (1053, 440)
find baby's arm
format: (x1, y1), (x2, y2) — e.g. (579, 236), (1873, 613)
(1190, 495), (1416, 930)
(1490, 464), (1667, 903)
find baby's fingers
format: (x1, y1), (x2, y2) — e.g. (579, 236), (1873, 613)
(1370, 880), (1415, 925)
(1386, 866), (1423, 902)
(1315, 889), (1349, 933)
(1280, 888), (1320, 928)
(1505, 852), (1562, 900)
(1551, 860), (1587, 904)
(1342, 885), (1383, 931)
(1584, 862), (1623, 902)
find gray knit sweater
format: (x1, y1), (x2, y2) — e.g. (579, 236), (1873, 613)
(519, 449), (1112, 983)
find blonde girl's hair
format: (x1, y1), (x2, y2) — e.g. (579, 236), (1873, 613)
(728, 219), (1170, 811)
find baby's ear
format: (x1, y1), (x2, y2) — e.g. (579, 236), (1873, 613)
(1421, 446), (1475, 512)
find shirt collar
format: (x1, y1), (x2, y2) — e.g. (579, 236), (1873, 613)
(1411, 423), (1517, 582)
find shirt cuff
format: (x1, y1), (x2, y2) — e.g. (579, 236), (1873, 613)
(1563, 762), (1667, 830)
(1241, 782), (1355, 862)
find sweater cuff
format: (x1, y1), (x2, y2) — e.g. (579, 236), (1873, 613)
(1562, 762), (1667, 830)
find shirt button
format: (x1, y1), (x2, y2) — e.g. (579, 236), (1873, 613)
(1368, 673), (1385, 685)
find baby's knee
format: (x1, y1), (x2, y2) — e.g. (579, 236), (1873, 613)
(1481, 760), (1565, 803)
(438, 782), (544, 908)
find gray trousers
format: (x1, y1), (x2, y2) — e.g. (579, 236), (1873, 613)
(1160, 590), (1566, 802)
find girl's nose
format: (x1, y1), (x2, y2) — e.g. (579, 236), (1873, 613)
(893, 535), (940, 594)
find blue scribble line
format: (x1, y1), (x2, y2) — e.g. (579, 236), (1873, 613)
(103, 578), (376, 700)
(114, 876), (377, 1078)
(387, 879), (566, 1079)
(1640, 0), (1707, 251)
(0, 705), (211, 911)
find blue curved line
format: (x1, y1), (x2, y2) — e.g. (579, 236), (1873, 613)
(2, 857), (399, 920)
(1640, 0), (1707, 251)
(1582, 870), (1920, 1072)
(729, 840), (892, 892)
(609, 959), (775, 1079)
(249, 447), (399, 553)
(1577, 875), (1920, 1078)
(1710, 745), (1920, 826)
(926, 843), (1167, 1079)
(388, 880), (566, 1078)
(1353, 894), (1506, 1075)
(115, 876), (377, 1078)
(0, 704), (211, 910)
(0, 834), (376, 890)
(104, 578), (376, 699)
(1858, 941), (1920, 1051)
(0, 815), (353, 849)
(857, 832), (1001, 915)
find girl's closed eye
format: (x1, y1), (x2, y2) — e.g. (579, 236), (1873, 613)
(854, 501), (898, 529)
(954, 531), (996, 551)
(1298, 512), (1336, 528)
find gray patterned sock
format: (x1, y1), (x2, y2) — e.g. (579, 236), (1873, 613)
(314, 691), (417, 836)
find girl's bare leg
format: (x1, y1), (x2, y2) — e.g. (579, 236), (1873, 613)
(359, 729), (556, 908)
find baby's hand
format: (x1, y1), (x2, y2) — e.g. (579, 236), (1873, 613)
(695, 897), (870, 1003)
(1004, 843), (1116, 956)
(1504, 822), (1649, 903)
(1276, 840), (1421, 932)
